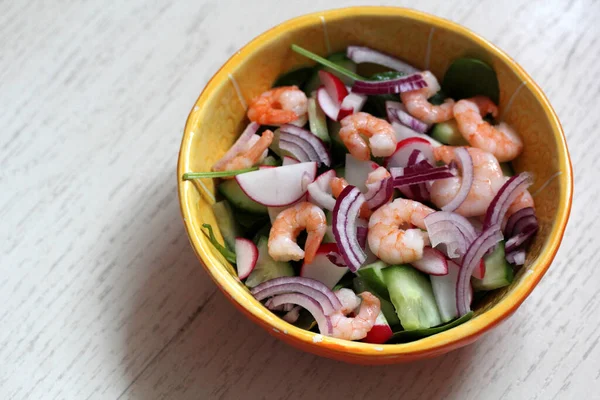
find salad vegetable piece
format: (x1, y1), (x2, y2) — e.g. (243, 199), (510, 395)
(183, 43), (537, 344)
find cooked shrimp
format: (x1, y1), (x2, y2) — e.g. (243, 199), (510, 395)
(335, 288), (361, 315)
(430, 146), (505, 217)
(329, 291), (381, 341)
(339, 112), (397, 161)
(400, 71), (455, 123)
(247, 86), (308, 125)
(506, 178), (535, 217)
(366, 166), (391, 185)
(330, 177), (372, 219)
(368, 199), (435, 264)
(268, 201), (326, 263)
(213, 130), (273, 173)
(453, 96), (523, 162)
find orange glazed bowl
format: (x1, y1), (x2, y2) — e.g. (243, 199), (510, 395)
(177, 7), (573, 364)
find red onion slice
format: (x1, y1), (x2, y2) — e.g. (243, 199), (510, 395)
(326, 251), (346, 267)
(282, 306), (302, 323)
(364, 177), (394, 210)
(506, 250), (526, 266)
(386, 137), (435, 168)
(441, 148), (474, 212)
(212, 122), (259, 170)
(456, 225), (503, 316)
(268, 293), (333, 335)
(332, 186), (368, 272)
(425, 211), (477, 244)
(278, 137), (311, 163)
(392, 166), (455, 187)
(280, 124), (331, 167)
(386, 101), (429, 133)
(346, 46), (420, 74)
(357, 226), (368, 249)
(505, 207), (536, 237)
(253, 283), (339, 315)
(251, 276), (342, 312)
(484, 173), (534, 229)
(352, 73), (427, 95)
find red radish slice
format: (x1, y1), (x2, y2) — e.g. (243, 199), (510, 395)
(307, 170), (337, 211)
(385, 137), (435, 168)
(236, 162), (317, 207)
(282, 156), (299, 166)
(362, 311), (393, 344)
(319, 70), (348, 105)
(411, 247), (448, 276)
(258, 165), (276, 170)
(337, 92), (368, 121)
(317, 86), (340, 121)
(234, 238), (258, 280)
(472, 259), (485, 280)
(345, 154), (378, 192)
(430, 260), (473, 323)
(300, 243), (349, 289)
(391, 122), (442, 147)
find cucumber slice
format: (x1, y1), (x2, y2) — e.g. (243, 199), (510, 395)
(272, 66), (313, 88)
(383, 265), (442, 330)
(218, 179), (267, 214)
(245, 237), (294, 287)
(500, 162), (515, 177)
(307, 97), (330, 144)
(388, 312), (473, 344)
(356, 260), (390, 300)
(442, 58), (500, 104)
(472, 241), (514, 291)
(430, 120), (469, 146)
(304, 53), (357, 95)
(353, 277), (401, 326)
(261, 155), (280, 167)
(211, 201), (240, 250)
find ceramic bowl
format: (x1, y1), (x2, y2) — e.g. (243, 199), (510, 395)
(177, 7), (573, 364)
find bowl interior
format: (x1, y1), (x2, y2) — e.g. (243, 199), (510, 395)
(178, 7), (571, 362)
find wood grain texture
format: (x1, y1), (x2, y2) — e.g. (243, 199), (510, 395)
(0, 0), (597, 399)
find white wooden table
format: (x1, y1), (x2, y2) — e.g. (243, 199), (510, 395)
(1, 1), (598, 398)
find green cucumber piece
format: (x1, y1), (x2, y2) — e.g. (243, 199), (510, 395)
(307, 97), (330, 144)
(211, 201), (240, 250)
(261, 155), (280, 167)
(472, 242), (514, 291)
(500, 162), (515, 177)
(304, 53), (358, 95)
(272, 66), (313, 88)
(430, 120), (469, 146)
(245, 237), (294, 287)
(323, 210), (335, 243)
(356, 260), (390, 300)
(218, 179), (267, 214)
(383, 265), (442, 330)
(388, 312), (473, 343)
(442, 58), (500, 104)
(352, 277), (400, 326)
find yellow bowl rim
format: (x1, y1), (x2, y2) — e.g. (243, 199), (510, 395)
(177, 6), (573, 359)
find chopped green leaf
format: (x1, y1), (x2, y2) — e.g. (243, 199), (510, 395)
(183, 167), (259, 180)
(387, 312), (474, 343)
(202, 224), (236, 263)
(273, 66), (314, 88)
(291, 44), (364, 81)
(442, 58), (499, 104)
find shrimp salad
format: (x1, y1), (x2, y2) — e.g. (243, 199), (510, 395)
(183, 45), (539, 344)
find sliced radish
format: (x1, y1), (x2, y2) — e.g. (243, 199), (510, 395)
(410, 247), (448, 276)
(385, 137), (435, 168)
(430, 260), (473, 323)
(258, 165), (276, 170)
(282, 156), (299, 166)
(319, 70), (348, 105)
(307, 170), (337, 211)
(362, 311), (393, 344)
(300, 243), (349, 289)
(473, 259), (485, 280)
(236, 162), (317, 207)
(345, 154), (378, 192)
(391, 122), (441, 147)
(337, 92), (368, 121)
(317, 86), (340, 121)
(234, 238), (259, 279)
